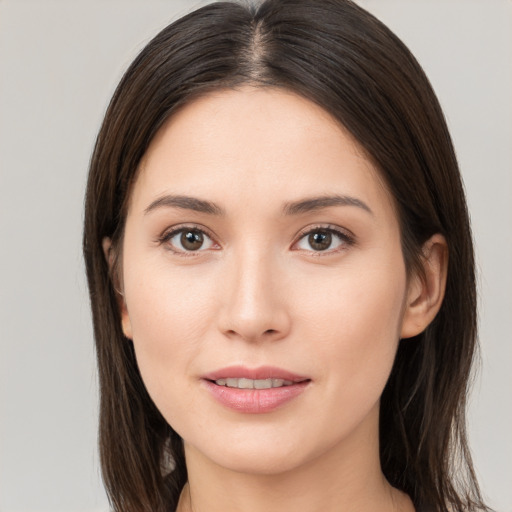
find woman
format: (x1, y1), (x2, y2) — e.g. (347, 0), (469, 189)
(83, 1), (490, 511)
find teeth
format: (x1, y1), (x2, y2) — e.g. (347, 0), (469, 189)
(238, 378), (254, 389)
(214, 378), (294, 389)
(255, 379), (272, 389)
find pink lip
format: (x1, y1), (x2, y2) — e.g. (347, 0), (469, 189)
(201, 366), (311, 414)
(203, 365), (309, 382)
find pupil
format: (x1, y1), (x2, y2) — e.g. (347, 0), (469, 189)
(181, 230), (203, 250)
(309, 231), (331, 251)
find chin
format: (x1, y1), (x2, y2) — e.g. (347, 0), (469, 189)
(183, 420), (334, 477)
(202, 443), (311, 476)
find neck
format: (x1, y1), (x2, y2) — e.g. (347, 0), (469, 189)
(176, 406), (414, 512)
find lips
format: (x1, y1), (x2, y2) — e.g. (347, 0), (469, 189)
(202, 365), (309, 382)
(201, 366), (311, 413)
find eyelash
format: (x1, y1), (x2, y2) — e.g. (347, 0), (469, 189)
(157, 224), (355, 257)
(157, 224), (218, 257)
(295, 224), (355, 255)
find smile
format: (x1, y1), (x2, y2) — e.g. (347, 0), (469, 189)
(202, 366), (311, 413)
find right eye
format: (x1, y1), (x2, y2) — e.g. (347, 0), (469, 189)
(160, 227), (216, 254)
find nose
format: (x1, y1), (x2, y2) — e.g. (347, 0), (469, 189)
(217, 247), (291, 343)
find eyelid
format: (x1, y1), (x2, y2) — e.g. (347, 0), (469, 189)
(157, 223), (220, 255)
(292, 224), (355, 254)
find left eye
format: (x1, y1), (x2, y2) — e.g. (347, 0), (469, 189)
(164, 228), (215, 252)
(295, 228), (350, 252)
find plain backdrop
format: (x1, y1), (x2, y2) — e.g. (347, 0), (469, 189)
(0, 1), (510, 511)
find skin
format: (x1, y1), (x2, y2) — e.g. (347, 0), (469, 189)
(107, 86), (447, 512)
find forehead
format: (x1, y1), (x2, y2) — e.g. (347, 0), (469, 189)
(130, 86), (395, 219)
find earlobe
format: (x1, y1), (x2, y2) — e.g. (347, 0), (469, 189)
(102, 237), (114, 268)
(120, 309), (134, 340)
(400, 234), (448, 339)
(102, 237), (133, 340)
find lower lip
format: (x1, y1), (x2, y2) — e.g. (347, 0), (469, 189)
(202, 380), (310, 413)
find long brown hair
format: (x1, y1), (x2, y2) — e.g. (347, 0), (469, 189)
(83, 1), (489, 511)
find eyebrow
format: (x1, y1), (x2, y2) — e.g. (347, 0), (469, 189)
(144, 193), (373, 217)
(282, 194), (373, 216)
(145, 195), (225, 216)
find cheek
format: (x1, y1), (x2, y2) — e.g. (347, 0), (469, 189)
(298, 256), (407, 408)
(122, 260), (218, 408)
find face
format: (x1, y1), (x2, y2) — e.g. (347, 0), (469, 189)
(118, 86), (414, 475)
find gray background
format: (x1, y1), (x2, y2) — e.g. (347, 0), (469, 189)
(0, 1), (510, 511)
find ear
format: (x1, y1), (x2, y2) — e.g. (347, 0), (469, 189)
(102, 237), (133, 340)
(400, 234), (448, 339)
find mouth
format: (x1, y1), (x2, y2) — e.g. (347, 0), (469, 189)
(202, 366), (311, 413)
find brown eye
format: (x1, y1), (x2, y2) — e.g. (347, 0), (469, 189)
(181, 230), (204, 251)
(308, 231), (332, 251)
(163, 227), (215, 253)
(295, 227), (352, 253)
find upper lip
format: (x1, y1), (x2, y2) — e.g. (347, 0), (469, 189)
(202, 365), (310, 383)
